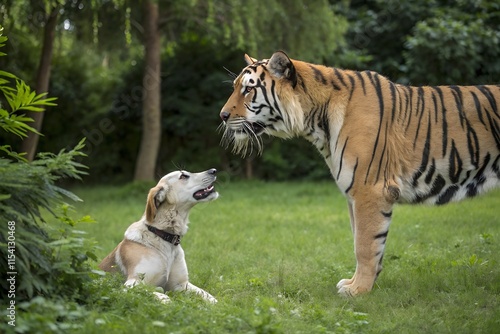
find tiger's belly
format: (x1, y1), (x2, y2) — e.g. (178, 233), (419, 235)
(398, 156), (500, 205)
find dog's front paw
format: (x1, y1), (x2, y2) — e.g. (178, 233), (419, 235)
(153, 291), (171, 304)
(206, 295), (218, 304)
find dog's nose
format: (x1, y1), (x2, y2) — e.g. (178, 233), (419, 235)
(220, 111), (230, 122)
(207, 168), (217, 175)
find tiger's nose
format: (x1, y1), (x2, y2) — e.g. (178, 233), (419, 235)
(220, 111), (230, 122)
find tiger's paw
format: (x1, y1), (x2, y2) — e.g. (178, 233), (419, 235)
(336, 278), (353, 290)
(337, 283), (359, 297)
(336, 279), (370, 297)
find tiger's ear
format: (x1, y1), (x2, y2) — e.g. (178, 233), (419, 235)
(268, 51), (297, 88)
(244, 54), (257, 65)
(145, 185), (168, 223)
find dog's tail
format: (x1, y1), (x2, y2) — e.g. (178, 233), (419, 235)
(98, 246), (120, 273)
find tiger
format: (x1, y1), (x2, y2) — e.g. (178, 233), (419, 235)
(219, 51), (500, 297)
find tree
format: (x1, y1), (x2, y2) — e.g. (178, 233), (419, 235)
(1, 0), (350, 182)
(20, 4), (59, 161)
(133, 0), (161, 181)
(339, 0), (500, 85)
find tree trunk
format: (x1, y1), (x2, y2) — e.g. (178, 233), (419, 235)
(134, 0), (162, 181)
(245, 157), (253, 179)
(20, 7), (58, 161)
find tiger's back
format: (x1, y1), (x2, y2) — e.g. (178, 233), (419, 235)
(333, 71), (500, 205)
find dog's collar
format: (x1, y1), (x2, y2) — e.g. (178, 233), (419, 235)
(146, 224), (181, 246)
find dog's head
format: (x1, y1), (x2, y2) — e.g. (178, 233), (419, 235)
(145, 168), (219, 222)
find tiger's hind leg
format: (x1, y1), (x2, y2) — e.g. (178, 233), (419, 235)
(337, 187), (394, 297)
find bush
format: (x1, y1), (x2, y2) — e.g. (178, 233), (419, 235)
(0, 26), (98, 333)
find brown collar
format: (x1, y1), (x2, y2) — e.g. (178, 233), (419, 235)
(146, 224), (181, 246)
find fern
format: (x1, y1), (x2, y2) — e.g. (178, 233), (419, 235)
(0, 25), (96, 308)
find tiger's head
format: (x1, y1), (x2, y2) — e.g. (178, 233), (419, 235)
(219, 51), (305, 156)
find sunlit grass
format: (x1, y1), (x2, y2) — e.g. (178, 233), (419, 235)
(72, 181), (500, 333)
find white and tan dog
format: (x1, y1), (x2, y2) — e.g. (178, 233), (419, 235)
(99, 169), (219, 303)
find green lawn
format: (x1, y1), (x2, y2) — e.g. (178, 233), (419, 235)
(71, 180), (500, 333)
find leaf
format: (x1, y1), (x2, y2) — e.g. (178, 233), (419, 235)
(0, 193), (11, 201)
(0, 70), (18, 79)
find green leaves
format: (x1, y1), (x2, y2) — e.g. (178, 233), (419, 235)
(0, 26), (7, 57)
(0, 79), (58, 138)
(0, 25), (57, 141)
(0, 27), (95, 318)
(5, 80), (57, 112)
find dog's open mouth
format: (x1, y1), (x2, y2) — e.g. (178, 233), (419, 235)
(193, 184), (216, 200)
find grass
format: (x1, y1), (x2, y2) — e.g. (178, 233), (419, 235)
(68, 179), (500, 333)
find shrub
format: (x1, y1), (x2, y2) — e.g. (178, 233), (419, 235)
(0, 26), (97, 333)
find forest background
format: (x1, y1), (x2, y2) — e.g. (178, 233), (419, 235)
(1, 1), (499, 333)
(1, 0), (499, 183)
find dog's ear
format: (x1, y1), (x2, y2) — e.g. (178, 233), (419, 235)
(145, 185), (168, 223)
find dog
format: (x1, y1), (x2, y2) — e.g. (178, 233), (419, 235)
(99, 168), (219, 303)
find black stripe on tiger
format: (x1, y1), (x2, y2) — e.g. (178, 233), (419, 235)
(411, 113), (432, 187)
(296, 72), (308, 93)
(431, 86), (448, 157)
(348, 74), (356, 101)
(269, 80), (283, 118)
(431, 89), (439, 123)
(412, 87), (427, 149)
(465, 120), (480, 168)
(424, 158), (436, 184)
(449, 85), (466, 129)
(400, 86), (412, 127)
(355, 71), (366, 95)
(448, 140), (463, 184)
(477, 85), (499, 118)
(493, 154), (500, 179)
(389, 82), (397, 123)
(344, 158), (358, 194)
(374, 230), (389, 240)
(375, 119), (390, 183)
(436, 184), (460, 205)
(484, 108), (500, 149)
(376, 255), (384, 278)
(334, 68), (348, 88)
(381, 210), (392, 218)
(365, 71), (385, 184)
(413, 173), (446, 203)
(337, 137), (349, 181)
(309, 65), (327, 85)
(470, 91), (487, 127)
(466, 153), (491, 197)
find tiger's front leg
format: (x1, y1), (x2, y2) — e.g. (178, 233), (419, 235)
(336, 191), (393, 297)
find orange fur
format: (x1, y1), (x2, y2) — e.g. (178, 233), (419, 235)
(220, 51), (500, 296)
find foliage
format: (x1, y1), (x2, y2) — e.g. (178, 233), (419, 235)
(340, 0), (500, 85)
(0, 27), (97, 333)
(405, 12), (500, 84)
(71, 35), (330, 182)
(2, 1), (500, 183)
(197, 0), (348, 62)
(0, 28), (56, 153)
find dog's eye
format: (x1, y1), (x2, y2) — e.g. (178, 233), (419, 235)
(179, 173), (189, 180)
